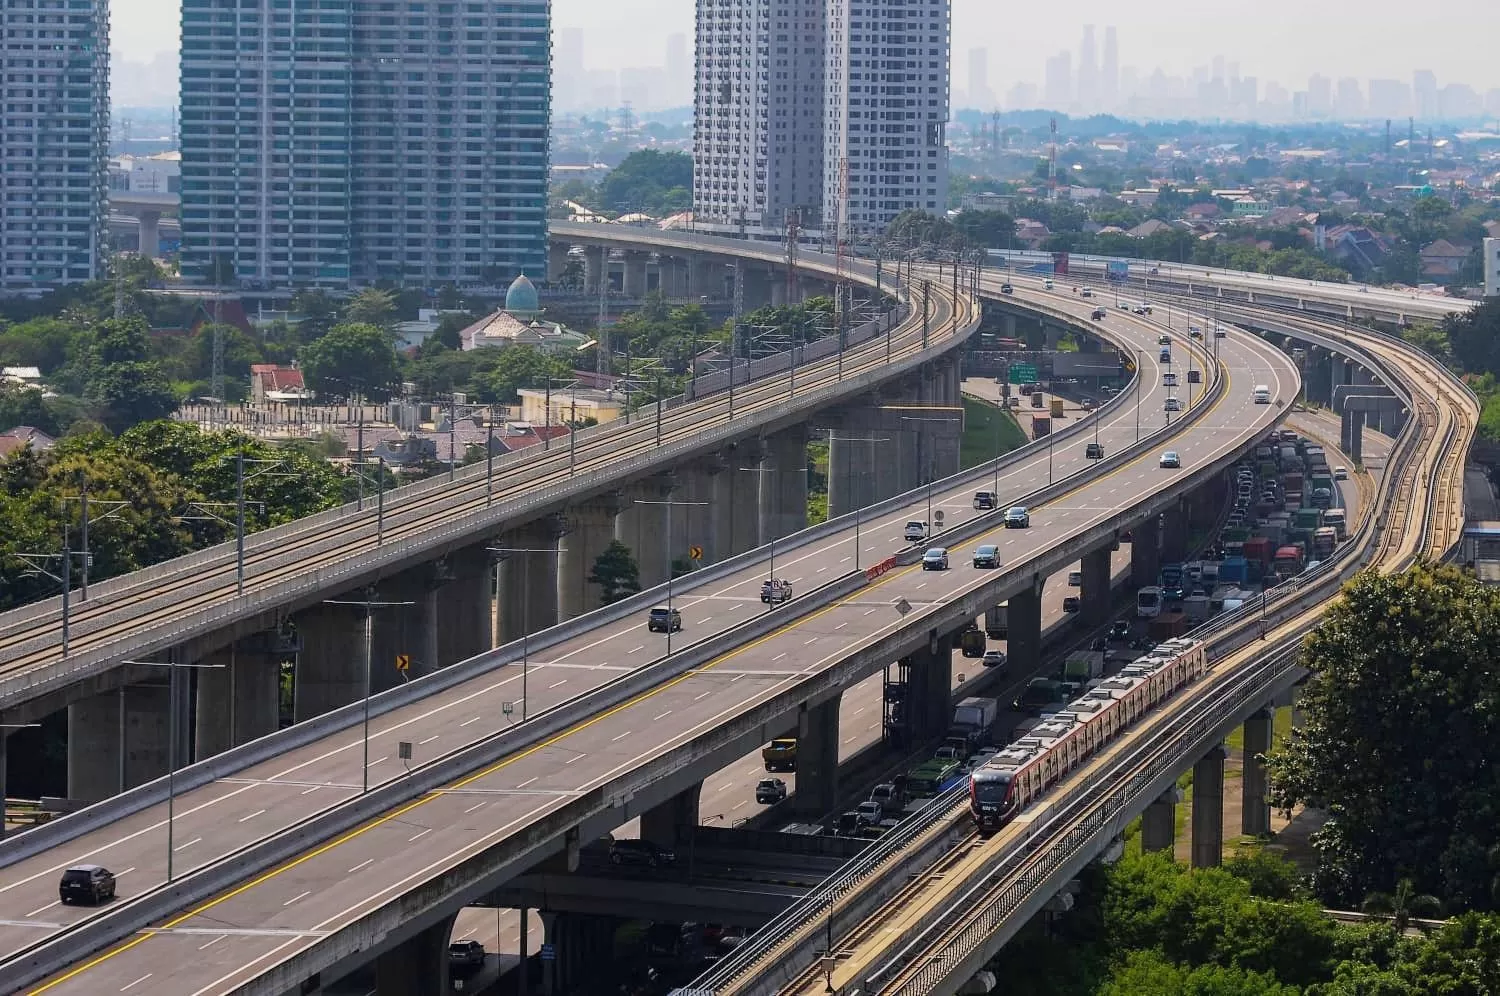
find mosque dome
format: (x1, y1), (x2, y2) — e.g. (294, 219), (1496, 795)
(504, 272), (539, 317)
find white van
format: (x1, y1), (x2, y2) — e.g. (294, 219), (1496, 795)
(1252, 385), (1271, 404)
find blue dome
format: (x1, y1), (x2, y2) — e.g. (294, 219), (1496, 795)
(505, 272), (539, 316)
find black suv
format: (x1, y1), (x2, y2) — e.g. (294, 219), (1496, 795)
(609, 838), (677, 868)
(450, 940), (486, 973)
(647, 607), (682, 633)
(59, 865), (115, 905)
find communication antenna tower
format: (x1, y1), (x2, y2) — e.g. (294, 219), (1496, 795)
(1048, 117), (1059, 200)
(784, 209), (801, 304)
(835, 157), (852, 288)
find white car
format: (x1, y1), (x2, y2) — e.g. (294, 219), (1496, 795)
(1160, 451), (1182, 469)
(1333, 466), (1349, 480)
(1163, 372), (1178, 387)
(1164, 397), (1182, 412)
(903, 521), (927, 542)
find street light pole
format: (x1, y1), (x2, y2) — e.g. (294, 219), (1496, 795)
(489, 546), (555, 720)
(322, 592), (414, 792)
(633, 498), (708, 652)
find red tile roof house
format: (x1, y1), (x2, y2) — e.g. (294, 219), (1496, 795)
(0, 425), (56, 459)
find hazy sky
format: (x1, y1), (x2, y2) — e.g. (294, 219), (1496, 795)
(113, 0), (1500, 96)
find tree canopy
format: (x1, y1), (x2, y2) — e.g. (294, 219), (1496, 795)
(589, 540), (641, 604)
(595, 149), (693, 217)
(298, 322), (401, 400)
(1267, 563), (1500, 912)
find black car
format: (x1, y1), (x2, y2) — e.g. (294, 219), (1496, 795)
(1109, 620), (1131, 640)
(647, 607), (682, 633)
(450, 940), (486, 973)
(1085, 441), (1104, 460)
(609, 838), (676, 868)
(59, 864), (115, 905)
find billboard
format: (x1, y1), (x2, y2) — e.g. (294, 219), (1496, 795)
(1052, 251), (1070, 276)
(1106, 260), (1129, 282)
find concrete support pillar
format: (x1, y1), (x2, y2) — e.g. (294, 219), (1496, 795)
(1079, 544), (1114, 628)
(1003, 313), (1017, 338)
(0, 732), (7, 840)
(584, 246), (606, 293)
(741, 267), (772, 310)
(761, 428), (808, 542)
(1141, 788), (1178, 853)
(559, 495), (625, 619)
(1130, 516), (1161, 587)
(1008, 582), (1044, 676)
(375, 913), (456, 996)
(728, 440), (764, 555)
(1341, 410), (1365, 465)
(618, 478), (673, 590)
(437, 545), (494, 666)
(640, 782), (701, 848)
(138, 210), (161, 256)
(1241, 709), (1273, 837)
(623, 251), (648, 298)
(544, 913), (620, 996)
(367, 566), (452, 696)
(194, 642), (280, 760)
(770, 277), (787, 307)
(1044, 324), (1063, 350)
(690, 257), (723, 299)
(790, 696), (840, 817)
(903, 638), (954, 742)
(67, 682), (174, 803)
(1190, 745), (1228, 868)
(827, 427), (880, 518)
(1160, 506), (1189, 564)
(548, 241), (571, 282)
(497, 518), (562, 643)
(292, 601), (364, 722)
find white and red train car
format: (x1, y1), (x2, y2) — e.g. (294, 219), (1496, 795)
(969, 639), (1207, 829)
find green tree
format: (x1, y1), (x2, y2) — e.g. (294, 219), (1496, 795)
(86, 363), (177, 432)
(299, 322), (400, 400)
(345, 288), (398, 330)
(595, 149), (693, 216)
(1361, 879), (1445, 933)
(290, 288), (340, 341)
(952, 209), (1017, 247)
(1267, 564), (1500, 912)
(589, 540), (641, 604)
(1100, 950), (1298, 996)
(1444, 297), (1500, 380)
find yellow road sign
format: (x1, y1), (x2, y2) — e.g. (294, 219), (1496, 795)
(396, 654), (410, 671)
(688, 545), (704, 561)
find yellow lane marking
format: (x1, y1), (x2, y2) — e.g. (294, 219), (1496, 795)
(33, 310), (1251, 994)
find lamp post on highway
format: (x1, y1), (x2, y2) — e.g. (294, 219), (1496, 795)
(900, 414), (962, 521)
(123, 655), (225, 880)
(323, 590), (416, 793)
(820, 430), (889, 570)
(1135, 349), (1143, 443)
(632, 497), (708, 654)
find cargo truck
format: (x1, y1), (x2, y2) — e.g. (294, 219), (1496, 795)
(762, 738), (798, 772)
(1149, 611), (1190, 639)
(958, 627), (987, 658)
(1182, 593), (1212, 623)
(1294, 508), (1323, 531)
(1324, 508), (1347, 540)
(1219, 556), (1250, 585)
(951, 697), (998, 740)
(1050, 397), (1064, 419)
(1031, 415), (1052, 439)
(1062, 651), (1105, 682)
(1014, 678), (1066, 715)
(1273, 545), (1304, 576)
(1243, 537), (1274, 568)
(984, 603), (1009, 639)
(1313, 526), (1337, 559)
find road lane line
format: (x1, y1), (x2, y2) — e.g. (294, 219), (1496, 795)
(236, 810), (265, 823)
(610, 731), (631, 742)
(419, 735), (440, 745)
(549, 679), (568, 689)
(119, 973), (152, 991)
(408, 829), (432, 843)
(464, 802), (487, 814)
(198, 935), (226, 951)
(282, 890), (312, 906)
(173, 837), (201, 852)
(460, 716), (482, 726)
(347, 860), (374, 874)
(653, 710), (673, 721)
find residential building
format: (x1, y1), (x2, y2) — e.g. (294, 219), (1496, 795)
(108, 152), (181, 194)
(179, 0), (549, 291)
(250, 365), (313, 404)
(692, 0), (825, 230)
(823, 0), (950, 236)
(1418, 239), (1469, 282)
(0, 0), (110, 294)
(0, 426), (56, 460)
(516, 387), (627, 427)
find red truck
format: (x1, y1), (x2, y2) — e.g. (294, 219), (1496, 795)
(1031, 416), (1052, 439)
(1242, 536), (1274, 568)
(1273, 545), (1304, 576)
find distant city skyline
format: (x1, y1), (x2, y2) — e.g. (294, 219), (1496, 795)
(116, 0), (1500, 104)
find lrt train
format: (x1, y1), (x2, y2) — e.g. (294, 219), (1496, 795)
(969, 638), (1208, 830)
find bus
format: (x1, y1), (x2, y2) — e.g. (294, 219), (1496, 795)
(906, 759), (962, 798)
(1136, 585), (1164, 619)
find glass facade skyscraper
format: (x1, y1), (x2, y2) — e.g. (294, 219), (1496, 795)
(0, 0), (110, 294)
(180, 0), (549, 291)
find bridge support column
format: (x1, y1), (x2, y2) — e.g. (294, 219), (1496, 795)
(498, 519), (563, 642)
(790, 696), (840, 817)
(618, 478), (672, 590)
(761, 428), (808, 542)
(729, 440), (764, 555)
(584, 246), (606, 293)
(1341, 410), (1365, 465)
(1141, 788), (1179, 853)
(1241, 709), (1273, 837)
(559, 495), (625, 620)
(623, 251), (648, 298)
(138, 209), (161, 256)
(902, 639), (954, 743)
(1190, 745), (1228, 868)
(673, 459), (721, 567)
(368, 563), (466, 696)
(1079, 545), (1114, 628)
(543, 913), (620, 996)
(690, 257), (723, 299)
(1130, 516), (1160, 586)
(435, 545), (495, 666)
(292, 601), (364, 722)
(548, 241), (571, 282)
(67, 682), (175, 803)
(375, 912), (456, 996)
(1007, 582), (1044, 677)
(193, 641), (280, 760)
(641, 782), (701, 848)
(1160, 507), (1189, 563)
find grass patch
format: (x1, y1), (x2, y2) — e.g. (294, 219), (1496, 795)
(960, 396), (1028, 471)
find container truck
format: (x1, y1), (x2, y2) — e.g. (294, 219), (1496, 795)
(1324, 508), (1347, 540)
(1294, 508), (1323, 531)
(1219, 556), (1250, 585)
(1313, 526), (1337, 559)
(1031, 415), (1051, 439)
(951, 697), (998, 739)
(1182, 594), (1212, 623)
(959, 628), (987, 658)
(1014, 678), (1066, 715)
(1273, 545), (1304, 576)
(1283, 471), (1305, 495)
(1062, 651), (1105, 682)
(984, 603), (1009, 639)
(1050, 397), (1064, 418)
(1243, 537), (1274, 569)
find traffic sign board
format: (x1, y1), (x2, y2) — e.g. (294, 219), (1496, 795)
(688, 545), (703, 561)
(1008, 363), (1037, 384)
(395, 654), (410, 671)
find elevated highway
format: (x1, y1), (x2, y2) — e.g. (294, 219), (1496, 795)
(7, 271), (1299, 992)
(705, 286), (1474, 996)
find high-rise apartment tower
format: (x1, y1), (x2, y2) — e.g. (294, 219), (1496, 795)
(180, 0), (550, 290)
(0, 1), (110, 293)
